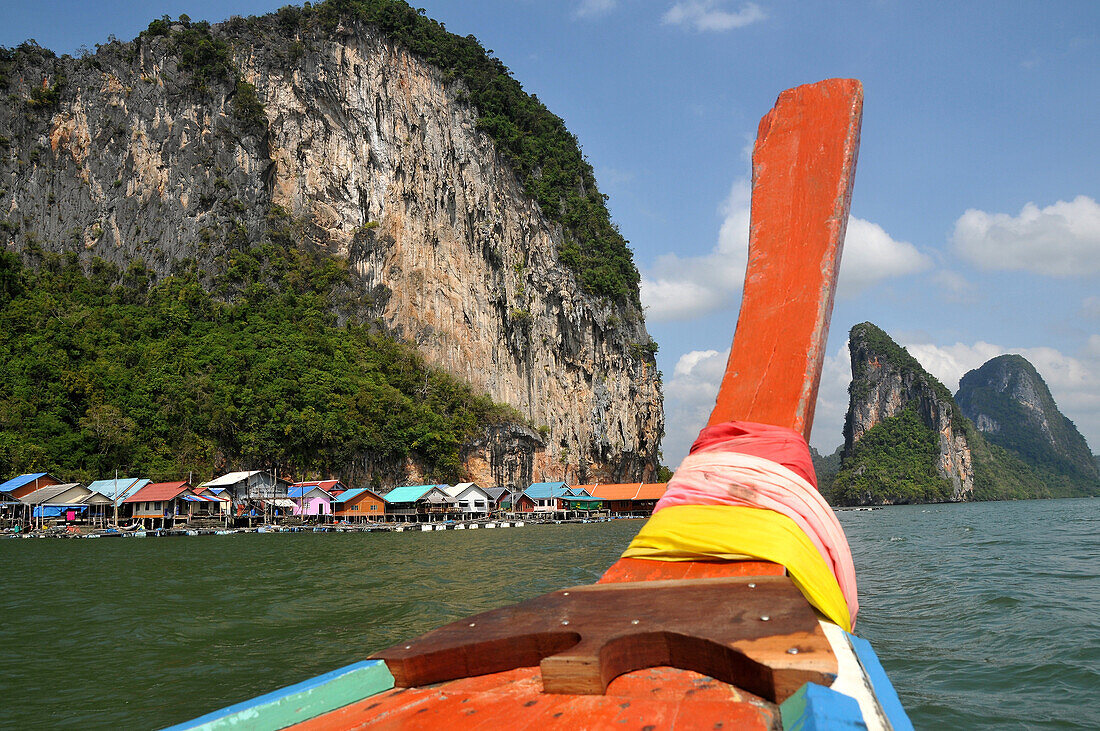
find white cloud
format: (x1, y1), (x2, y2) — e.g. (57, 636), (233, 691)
(641, 178), (929, 321)
(810, 342), (854, 453)
(574, 0), (617, 19)
(640, 180), (750, 321)
(661, 343), (854, 462)
(836, 218), (932, 298)
(952, 195), (1100, 276)
(661, 349), (728, 465)
(903, 341), (1008, 391)
(931, 269), (976, 303)
(664, 331), (1100, 464)
(662, 1), (766, 31)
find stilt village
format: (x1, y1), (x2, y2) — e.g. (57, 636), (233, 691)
(0, 471), (669, 538)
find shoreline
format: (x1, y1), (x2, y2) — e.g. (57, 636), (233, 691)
(2, 515), (644, 539)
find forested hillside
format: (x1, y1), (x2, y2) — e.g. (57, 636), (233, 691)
(956, 354), (1100, 493)
(0, 211), (524, 485)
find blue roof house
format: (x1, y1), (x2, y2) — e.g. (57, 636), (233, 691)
(86, 478), (151, 504)
(524, 482), (573, 512)
(383, 485), (456, 521)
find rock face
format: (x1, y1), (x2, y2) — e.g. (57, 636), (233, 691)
(834, 325), (1099, 505)
(956, 354), (1100, 486)
(839, 322), (974, 502)
(0, 15), (663, 483)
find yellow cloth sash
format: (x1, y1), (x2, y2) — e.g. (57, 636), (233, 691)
(622, 505), (852, 630)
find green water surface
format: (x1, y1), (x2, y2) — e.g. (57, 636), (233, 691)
(3, 500), (1099, 729)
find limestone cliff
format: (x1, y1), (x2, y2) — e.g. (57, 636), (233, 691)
(834, 322), (973, 504)
(832, 323), (1091, 505)
(956, 354), (1100, 492)
(0, 6), (663, 484)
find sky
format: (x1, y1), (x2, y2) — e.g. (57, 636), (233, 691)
(5, 1), (1099, 466)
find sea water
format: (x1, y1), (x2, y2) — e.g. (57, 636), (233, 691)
(1, 499), (1097, 729)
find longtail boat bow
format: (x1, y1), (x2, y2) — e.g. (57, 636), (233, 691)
(172, 79), (914, 731)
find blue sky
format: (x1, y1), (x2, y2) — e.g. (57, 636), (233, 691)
(5, 1), (1099, 465)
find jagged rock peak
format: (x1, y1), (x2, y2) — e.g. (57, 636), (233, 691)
(0, 2), (664, 482)
(956, 354), (1099, 483)
(834, 322), (973, 504)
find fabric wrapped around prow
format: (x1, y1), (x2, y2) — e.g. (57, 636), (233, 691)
(623, 420), (858, 630)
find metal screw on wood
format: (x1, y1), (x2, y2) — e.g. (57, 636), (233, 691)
(561, 620), (570, 626)
(787, 648), (799, 655)
(631, 619), (639, 625)
(759, 615), (770, 621)
(469, 623), (476, 627)
(748, 583), (756, 588)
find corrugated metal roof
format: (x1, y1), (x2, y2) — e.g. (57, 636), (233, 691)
(444, 483), (487, 499)
(200, 471), (262, 488)
(384, 485), (447, 503)
(0, 473), (49, 493)
(86, 478), (150, 501)
(524, 482), (570, 499)
(635, 483), (668, 500)
(574, 483), (668, 500)
(288, 486), (334, 499)
(19, 484), (87, 505)
(586, 483), (643, 500)
(182, 494), (220, 502)
(263, 498), (297, 509)
(332, 488), (368, 504)
(290, 479), (343, 492)
(123, 481), (192, 504)
(485, 487), (508, 500)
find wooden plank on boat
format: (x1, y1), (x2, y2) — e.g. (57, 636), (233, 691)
(372, 576), (836, 703)
(290, 666), (779, 730)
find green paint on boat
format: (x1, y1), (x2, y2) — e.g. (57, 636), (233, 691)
(166, 660), (394, 730)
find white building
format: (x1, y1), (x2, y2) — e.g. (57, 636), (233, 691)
(444, 483), (492, 517)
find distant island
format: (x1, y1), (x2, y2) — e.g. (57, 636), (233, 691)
(817, 323), (1100, 506)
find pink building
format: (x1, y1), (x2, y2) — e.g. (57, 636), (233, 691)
(288, 481), (342, 517)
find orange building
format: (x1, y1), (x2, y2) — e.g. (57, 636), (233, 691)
(573, 483), (668, 515)
(332, 487), (386, 522)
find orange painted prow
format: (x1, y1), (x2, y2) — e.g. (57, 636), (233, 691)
(709, 79), (863, 441)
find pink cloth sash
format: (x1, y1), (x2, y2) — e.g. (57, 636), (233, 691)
(655, 420), (859, 624)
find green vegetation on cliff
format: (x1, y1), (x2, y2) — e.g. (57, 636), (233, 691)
(262, 0), (641, 307)
(837, 322), (1098, 505)
(849, 322), (964, 428)
(828, 407), (954, 505)
(963, 419), (1053, 501)
(139, 16), (267, 132)
(0, 223), (523, 485)
(956, 354), (1099, 486)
